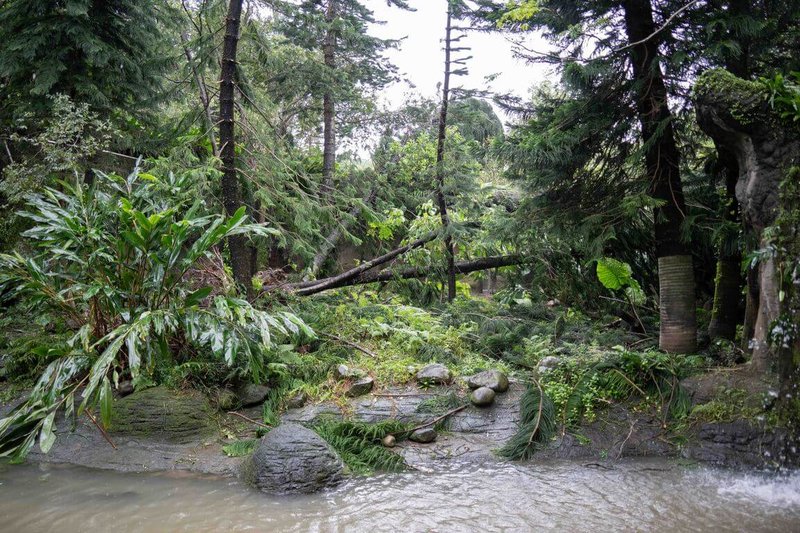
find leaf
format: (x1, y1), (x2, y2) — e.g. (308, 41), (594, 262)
(186, 286), (213, 307)
(100, 377), (113, 428)
(596, 257), (634, 291)
(39, 411), (57, 453)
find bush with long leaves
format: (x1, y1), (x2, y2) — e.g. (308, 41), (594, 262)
(0, 166), (312, 461)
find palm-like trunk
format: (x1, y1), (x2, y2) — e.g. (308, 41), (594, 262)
(623, 0), (696, 353)
(219, 0), (250, 289)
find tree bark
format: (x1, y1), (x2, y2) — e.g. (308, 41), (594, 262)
(623, 0), (696, 353)
(436, 5), (456, 302)
(293, 255), (524, 296)
(321, 0), (338, 198)
(291, 229), (441, 295)
(219, 0), (251, 289)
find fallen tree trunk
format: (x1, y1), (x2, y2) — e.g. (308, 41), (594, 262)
(283, 230), (441, 295)
(293, 255), (525, 296)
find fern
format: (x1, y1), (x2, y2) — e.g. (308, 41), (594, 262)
(498, 382), (557, 460)
(313, 418), (409, 475)
(222, 438), (258, 457)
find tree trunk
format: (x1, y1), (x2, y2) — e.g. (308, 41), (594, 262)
(293, 255), (524, 296)
(708, 150), (744, 342)
(291, 229), (441, 295)
(436, 5), (456, 302)
(742, 258), (760, 353)
(321, 0), (337, 198)
(219, 0), (250, 289)
(623, 0), (696, 353)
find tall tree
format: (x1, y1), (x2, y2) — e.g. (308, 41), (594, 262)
(622, 0), (696, 353)
(219, 0), (250, 289)
(274, 0), (410, 276)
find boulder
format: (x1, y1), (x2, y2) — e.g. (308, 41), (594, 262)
(470, 387), (496, 407)
(111, 386), (215, 444)
(335, 364), (364, 380)
(236, 384), (270, 407)
(249, 423), (344, 494)
(409, 427), (437, 443)
(346, 377), (374, 397)
(285, 391), (309, 409)
(537, 356), (561, 374)
(467, 370), (509, 393)
(416, 364), (451, 385)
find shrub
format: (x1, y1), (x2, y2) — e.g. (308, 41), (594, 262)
(0, 166), (311, 460)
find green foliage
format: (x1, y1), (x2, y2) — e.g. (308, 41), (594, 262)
(762, 72), (800, 123)
(0, 0), (173, 122)
(0, 165), (310, 460)
(498, 383), (557, 460)
(222, 438), (258, 457)
(313, 418), (408, 475)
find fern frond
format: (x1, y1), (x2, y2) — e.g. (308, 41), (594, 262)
(498, 381), (557, 460)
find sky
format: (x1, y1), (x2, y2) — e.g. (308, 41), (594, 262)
(362, 1), (554, 126)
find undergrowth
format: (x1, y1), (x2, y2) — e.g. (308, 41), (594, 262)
(313, 418), (409, 475)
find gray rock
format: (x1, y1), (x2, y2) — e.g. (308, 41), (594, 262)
(470, 387), (496, 407)
(117, 381), (134, 397)
(467, 370), (509, 393)
(111, 387), (215, 444)
(416, 363), (451, 385)
(335, 364), (364, 380)
(537, 356), (561, 374)
(236, 384), (270, 407)
(409, 427), (437, 443)
(346, 377), (374, 397)
(250, 423), (344, 494)
(285, 391), (308, 409)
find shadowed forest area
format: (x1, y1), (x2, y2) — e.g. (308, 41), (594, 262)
(0, 1), (799, 516)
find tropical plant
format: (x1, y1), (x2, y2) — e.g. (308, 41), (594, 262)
(0, 165), (311, 460)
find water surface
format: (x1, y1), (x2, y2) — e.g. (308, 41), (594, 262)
(0, 459), (798, 532)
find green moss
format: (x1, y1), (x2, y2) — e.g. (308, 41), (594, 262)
(694, 69), (770, 127)
(111, 386), (216, 443)
(688, 388), (762, 423)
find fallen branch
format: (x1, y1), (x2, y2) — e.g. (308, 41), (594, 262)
(85, 409), (117, 450)
(227, 411), (272, 430)
(294, 255), (526, 296)
(320, 332), (377, 358)
(404, 404), (469, 434)
(285, 230), (440, 295)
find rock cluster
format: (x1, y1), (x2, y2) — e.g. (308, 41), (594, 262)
(465, 370), (510, 407)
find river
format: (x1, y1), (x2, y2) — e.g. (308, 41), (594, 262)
(1, 459), (798, 532)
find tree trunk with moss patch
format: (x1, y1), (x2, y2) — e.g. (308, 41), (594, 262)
(709, 153), (744, 342)
(695, 69), (800, 375)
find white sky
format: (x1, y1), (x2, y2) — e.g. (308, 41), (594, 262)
(363, 0), (554, 126)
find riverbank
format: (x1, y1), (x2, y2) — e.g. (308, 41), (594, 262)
(2, 367), (795, 482)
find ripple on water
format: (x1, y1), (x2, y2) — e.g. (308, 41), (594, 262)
(0, 460), (798, 532)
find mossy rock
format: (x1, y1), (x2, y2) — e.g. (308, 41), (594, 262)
(110, 386), (216, 443)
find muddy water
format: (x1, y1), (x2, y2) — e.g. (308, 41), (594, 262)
(0, 459), (798, 532)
